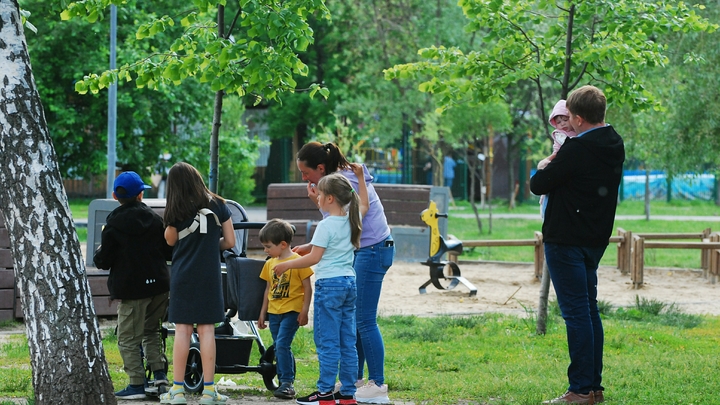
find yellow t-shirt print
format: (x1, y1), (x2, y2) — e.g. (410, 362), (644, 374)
(270, 272), (291, 300)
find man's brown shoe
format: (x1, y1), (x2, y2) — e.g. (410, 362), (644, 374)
(593, 390), (604, 403)
(542, 391), (595, 404)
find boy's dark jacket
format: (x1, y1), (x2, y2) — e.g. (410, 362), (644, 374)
(530, 125), (625, 247)
(93, 201), (172, 300)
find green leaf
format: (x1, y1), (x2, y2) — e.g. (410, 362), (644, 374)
(74, 80), (88, 95)
(87, 10), (98, 24)
(296, 36), (309, 51)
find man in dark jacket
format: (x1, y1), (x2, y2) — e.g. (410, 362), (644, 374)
(94, 171), (173, 400)
(531, 85), (625, 405)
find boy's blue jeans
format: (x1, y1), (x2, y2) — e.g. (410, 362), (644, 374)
(268, 312), (300, 384)
(544, 242), (606, 394)
(354, 239), (394, 385)
(313, 276), (357, 395)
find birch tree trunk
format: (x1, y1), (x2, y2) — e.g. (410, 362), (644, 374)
(0, 2), (116, 403)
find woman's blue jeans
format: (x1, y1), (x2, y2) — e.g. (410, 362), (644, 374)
(354, 238), (395, 385)
(544, 242), (606, 394)
(268, 312), (299, 384)
(313, 276), (358, 395)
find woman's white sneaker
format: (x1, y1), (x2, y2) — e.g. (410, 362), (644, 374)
(355, 380), (390, 404)
(333, 379), (366, 394)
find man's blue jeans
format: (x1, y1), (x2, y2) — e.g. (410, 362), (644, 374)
(314, 277), (358, 395)
(268, 312), (300, 384)
(353, 239), (394, 385)
(545, 242), (606, 394)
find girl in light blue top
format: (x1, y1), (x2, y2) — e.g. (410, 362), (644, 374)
(274, 167), (369, 405)
(295, 142), (394, 404)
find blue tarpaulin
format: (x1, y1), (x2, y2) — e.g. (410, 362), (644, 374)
(529, 170), (716, 201)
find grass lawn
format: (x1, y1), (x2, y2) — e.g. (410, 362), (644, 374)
(0, 301), (716, 404)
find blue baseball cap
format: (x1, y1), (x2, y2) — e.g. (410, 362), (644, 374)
(113, 171), (151, 198)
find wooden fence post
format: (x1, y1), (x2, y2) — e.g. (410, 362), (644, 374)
(616, 228), (632, 275)
(710, 233), (719, 284)
(631, 234), (644, 289)
(534, 231), (544, 280)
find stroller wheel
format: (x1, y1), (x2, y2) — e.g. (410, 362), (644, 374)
(259, 344), (278, 391)
(259, 343), (294, 391)
(184, 342), (204, 393)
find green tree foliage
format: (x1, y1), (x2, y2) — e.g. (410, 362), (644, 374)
(22, 0), (213, 178)
(265, 0), (471, 151)
(637, 3), (720, 175)
(385, 0), (716, 114)
(64, 0), (330, 103)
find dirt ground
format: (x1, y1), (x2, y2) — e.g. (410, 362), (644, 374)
(377, 260), (720, 317)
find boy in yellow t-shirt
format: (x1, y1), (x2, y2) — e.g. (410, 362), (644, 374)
(258, 219), (314, 400)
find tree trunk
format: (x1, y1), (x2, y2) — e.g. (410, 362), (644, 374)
(487, 127), (494, 234)
(0, 3), (116, 404)
(536, 259), (551, 335)
(644, 168), (650, 221)
(465, 141), (483, 234)
(209, 5), (226, 193)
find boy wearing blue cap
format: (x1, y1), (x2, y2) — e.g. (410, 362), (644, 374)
(93, 171), (173, 400)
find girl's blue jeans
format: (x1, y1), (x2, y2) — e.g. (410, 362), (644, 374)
(354, 238), (395, 385)
(544, 242), (606, 394)
(313, 276), (358, 395)
(268, 312), (299, 383)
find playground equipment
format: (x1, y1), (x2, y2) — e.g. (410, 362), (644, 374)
(418, 201), (477, 297)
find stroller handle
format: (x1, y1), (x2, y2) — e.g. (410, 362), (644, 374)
(233, 222), (266, 230)
(233, 222), (297, 233)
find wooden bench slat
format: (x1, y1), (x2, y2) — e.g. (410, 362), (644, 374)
(267, 183), (433, 228)
(0, 229), (8, 247)
(0, 249), (12, 268)
(0, 269), (13, 289)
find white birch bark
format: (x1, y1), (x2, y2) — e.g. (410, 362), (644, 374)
(0, 1), (116, 403)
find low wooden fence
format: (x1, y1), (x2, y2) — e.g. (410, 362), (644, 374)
(450, 227), (720, 289)
(448, 232), (544, 279)
(630, 232), (720, 288)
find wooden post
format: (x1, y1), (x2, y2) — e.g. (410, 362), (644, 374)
(701, 228), (712, 274)
(710, 233), (719, 284)
(631, 235), (644, 288)
(534, 231), (544, 280)
(616, 228), (625, 272)
(622, 229), (632, 275)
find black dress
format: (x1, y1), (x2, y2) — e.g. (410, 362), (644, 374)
(168, 199), (231, 324)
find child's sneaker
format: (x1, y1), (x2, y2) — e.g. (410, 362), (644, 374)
(335, 392), (358, 405)
(296, 391), (336, 405)
(159, 386), (186, 404)
(115, 384), (146, 400)
(153, 370), (169, 387)
(355, 380), (390, 404)
(199, 387), (228, 404)
(333, 379), (366, 394)
(274, 382), (297, 399)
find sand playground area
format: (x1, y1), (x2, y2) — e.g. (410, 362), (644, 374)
(377, 260), (720, 317)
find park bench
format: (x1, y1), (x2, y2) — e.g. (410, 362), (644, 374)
(0, 200), (165, 320)
(0, 217), (14, 321)
(255, 183), (451, 261)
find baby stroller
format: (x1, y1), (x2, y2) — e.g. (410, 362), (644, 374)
(181, 200), (289, 393)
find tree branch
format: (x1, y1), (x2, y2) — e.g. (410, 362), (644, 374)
(225, 6), (243, 40)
